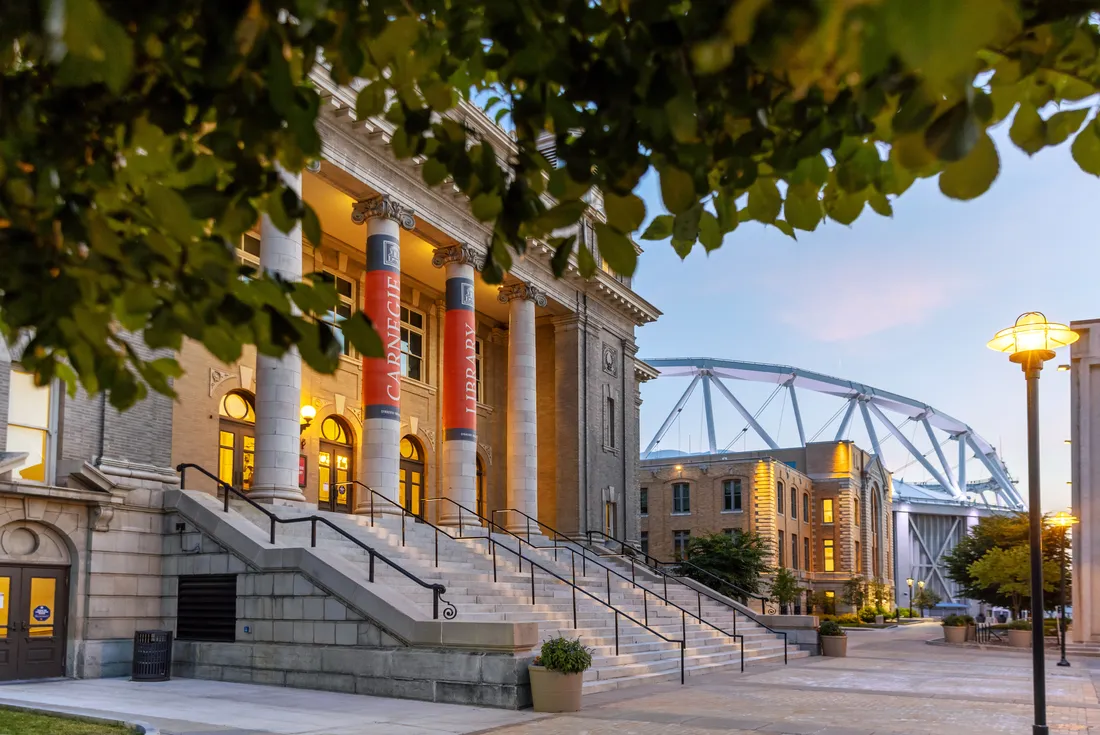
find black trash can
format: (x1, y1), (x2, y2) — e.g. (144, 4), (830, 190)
(132, 630), (173, 682)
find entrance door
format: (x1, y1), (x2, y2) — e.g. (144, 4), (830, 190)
(399, 436), (424, 517)
(0, 566), (68, 681)
(319, 443), (354, 513)
(604, 501), (617, 539)
(218, 391), (256, 490)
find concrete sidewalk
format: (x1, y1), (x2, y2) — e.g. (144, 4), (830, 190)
(0, 678), (540, 735)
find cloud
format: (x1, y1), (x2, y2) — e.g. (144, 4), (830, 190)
(775, 263), (965, 342)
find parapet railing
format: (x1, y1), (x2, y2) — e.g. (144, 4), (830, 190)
(175, 463), (455, 620)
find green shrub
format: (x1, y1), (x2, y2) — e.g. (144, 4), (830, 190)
(858, 606), (878, 623)
(875, 604), (888, 616)
(818, 614), (837, 622)
(962, 615), (975, 625)
(836, 613), (861, 626)
(942, 614), (966, 627)
(535, 636), (593, 674)
(819, 620), (845, 637)
(896, 607), (913, 618)
(1006, 619), (1032, 631)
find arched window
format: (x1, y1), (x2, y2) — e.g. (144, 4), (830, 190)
(318, 416), (355, 513)
(777, 482), (784, 514)
(802, 493), (809, 521)
(399, 435), (425, 517)
(218, 390), (255, 489)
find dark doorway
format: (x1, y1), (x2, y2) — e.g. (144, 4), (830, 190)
(0, 565), (68, 681)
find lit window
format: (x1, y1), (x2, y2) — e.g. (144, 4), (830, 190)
(792, 534), (799, 570)
(672, 483), (690, 514)
(803, 493), (809, 520)
(673, 530), (690, 560)
(854, 497), (860, 526)
(475, 339), (484, 403)
(317, 272), (355, 356)
(237, 233), (261, 269)
(823, 498), (834, 524)
(6, 370), (52, 482)
(778, 530), (785, 567)
(400, 306), (425, 380)
(723, 479), (742, 512)
(777, 482), (784, 514)
(856, 541), (862, 572)
(790, 486), (797, 519)
(640, 487), (648, 516)
(824, 540), (835, 572)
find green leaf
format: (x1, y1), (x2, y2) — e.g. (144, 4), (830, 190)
(1009, 103), (1046, 156)
(659, 166), (696, 215)
(356, 83), (387, 119)
(422, 158), (448, 186)
(924, 103), (980, 163)
(698, 211), (722, 251)
(302, 204), (322, 246)
(1071, 121), (1100, 177)
(672, 204), (703, 242)
(343, 313), (384, 358)
(867, 191), (893, 217)
(604, 192), (646, 233)
(783, 189), (822, 231)
(746, 178), (781, 223)
(939, 133), (1000, 200)
(725, 0), (769, 45)
(772, 220), (797, 240)
(665, 92), (700, 144)
(470, 193), (502, 221)
(826, 189), (865, 226)
(1045, 109), (1089, 147)
(146, 185), (198, 240)
(533, 200), (587, 233)
(714, 191), (739, 232)
(640, 215), (674, 241)
(670, 238), (694, 259)
(593, 223), (637, 276)
(577, 239), (597, 277)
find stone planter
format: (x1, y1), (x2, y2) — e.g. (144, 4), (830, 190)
(529, 666), (583, 713)
(966, 624), (977, 642)
(943, 625), (967, 644)
(1008, 629), (1032, 648)
(874, 615), (885, 625)
(821, 635), (847, 657)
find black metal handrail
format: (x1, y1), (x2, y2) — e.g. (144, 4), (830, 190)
(586, 529), (774, 613)
(176, 463), (455, 620)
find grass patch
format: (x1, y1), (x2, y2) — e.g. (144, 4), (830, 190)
(0, 707), (133, 735)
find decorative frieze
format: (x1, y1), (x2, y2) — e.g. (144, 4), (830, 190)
(209, 368), (234, 397)
(350, 194), (416, 230)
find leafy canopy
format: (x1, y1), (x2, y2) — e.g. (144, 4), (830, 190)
(678, 530), (771, 599)
(968, 544), (1060, 613)
(3, 1), (1100, 406)
(769, 567), (803, 606)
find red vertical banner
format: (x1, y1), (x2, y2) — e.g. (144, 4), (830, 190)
(363, 232), (401, 420)
(443, 269), (477, 441)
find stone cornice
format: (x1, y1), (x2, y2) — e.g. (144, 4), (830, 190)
(498, 282), (548, 307)
(351, 194), (416, 230)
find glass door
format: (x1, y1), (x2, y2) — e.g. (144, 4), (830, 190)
(318, 443), (353, 513)
(0, 566), (68, 681)
(0, 568), (15, 681)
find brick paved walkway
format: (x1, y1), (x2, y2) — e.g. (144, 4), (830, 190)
(484, 622), (1100, 734)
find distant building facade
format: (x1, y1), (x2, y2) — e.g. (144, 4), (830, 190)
(638, 441), (894, 608)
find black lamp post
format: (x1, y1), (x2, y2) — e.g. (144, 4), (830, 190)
(988, 312), (1079, 735)
(906, 577), (913, 617)
(1045, 511), (1077, 668)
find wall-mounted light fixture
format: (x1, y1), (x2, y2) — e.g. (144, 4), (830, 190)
(300, 404), (317, 433)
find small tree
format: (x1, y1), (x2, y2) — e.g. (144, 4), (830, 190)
(769, 568), (803, 615)
(912, 588), (943, 617)
(678, 531), (771, 601)
(841, 576), (866, 611)
(968, 545), (1060, 618)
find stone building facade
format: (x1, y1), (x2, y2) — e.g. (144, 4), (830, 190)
(638, 441), (894, 606)
(0, 76), (659, 688)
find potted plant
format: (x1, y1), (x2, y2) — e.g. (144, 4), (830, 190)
(819, 619), (847, 657)
(529, 636), (593, 713)
(769, 568), (802, 615)
(1006, 619), (1032, 648)
(963, 615), (977, 641)
(942, 614), (967, 644)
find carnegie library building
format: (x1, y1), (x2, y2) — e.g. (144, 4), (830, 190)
(0, 74), (806, 707)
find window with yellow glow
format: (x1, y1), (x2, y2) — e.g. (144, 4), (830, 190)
(823, 540), (835, 572)
(822, 498), (834, 524)
(0, 575), (9, 639)
(6, 369), (52, 482)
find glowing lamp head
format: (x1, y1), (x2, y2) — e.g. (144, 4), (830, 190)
(918, 580), (925, 589)
(987, 312), (1078, 365)
(906, 578), (913, 587)
(674, 464), (683, 472)
(299, 404), (317, 429)
(1045, 511), (1078, 529)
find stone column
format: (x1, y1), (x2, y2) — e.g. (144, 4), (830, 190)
(1071, 319), (1100, 642)
(499, 282), (547, 532)
(433, 245), (480, 526)
(351, 195), (414, 513)
(251, 169), (306, 503)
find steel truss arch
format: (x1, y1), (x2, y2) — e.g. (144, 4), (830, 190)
(641, 357), (1023, 510)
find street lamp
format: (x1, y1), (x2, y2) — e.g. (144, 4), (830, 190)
(1045, 511), (1078, 668)
(917, 579), (925, 616)
(988, 312), (1079, 735)
(906, 578), (913, 616)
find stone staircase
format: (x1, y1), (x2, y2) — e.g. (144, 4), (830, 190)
(228, 499), (806, 693)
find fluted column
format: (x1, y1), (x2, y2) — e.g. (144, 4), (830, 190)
(434, 244), (481, 526)
(499, 282), (547, 531)
(251, 169), (306, 503)
(351, 195), (415, 513)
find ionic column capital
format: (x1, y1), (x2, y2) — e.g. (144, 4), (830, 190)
(498, 282), (547, 307)
(351, 194), (415, 230)
(432, 243), (484, 271)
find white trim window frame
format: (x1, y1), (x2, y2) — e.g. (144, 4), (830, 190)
(317, 271), (356, 358)
(237, 232), (261, 270)
(400, 305), (426, 381)
(6, 367), (59, 485)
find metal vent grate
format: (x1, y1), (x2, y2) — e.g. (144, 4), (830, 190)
(177, 574), (237, 642)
